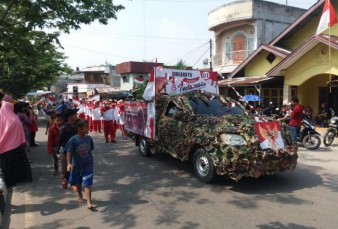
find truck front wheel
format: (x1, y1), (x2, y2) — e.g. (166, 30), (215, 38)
(193, 149), (218, 183)
(138, 136), (151, 157)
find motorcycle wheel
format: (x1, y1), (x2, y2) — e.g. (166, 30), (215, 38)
(323, 129), (336, 147)
(302, 134), (321, 150)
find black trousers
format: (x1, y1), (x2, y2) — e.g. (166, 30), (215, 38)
(30, 132), (36, 145)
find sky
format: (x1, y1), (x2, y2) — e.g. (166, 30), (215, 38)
(57, 0), (319, 70)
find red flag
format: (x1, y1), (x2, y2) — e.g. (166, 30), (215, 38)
(48, 96), (56, 105)
(72, 96), (79, 105)
(317, 0), (338, 34)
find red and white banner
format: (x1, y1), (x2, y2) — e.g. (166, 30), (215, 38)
(143, 67), (219, 100)
(254, 122), (285, 149)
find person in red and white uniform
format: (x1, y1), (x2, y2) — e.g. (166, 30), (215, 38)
(118, 102), (127, 139)
(77, 100), (86, 119)
(92, 101), (101, 134)
(87, 101), (94, 132)
(101, 101), (116, 143)
(110, 102), (119, 139)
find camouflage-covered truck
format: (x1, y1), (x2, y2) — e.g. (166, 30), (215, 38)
(125, 68), (298, 183)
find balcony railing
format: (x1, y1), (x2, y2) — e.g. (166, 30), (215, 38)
(213, 49), (254, 66)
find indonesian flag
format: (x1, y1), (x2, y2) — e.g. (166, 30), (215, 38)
(72, 96), (79, 105)
(48, 96), (56, 105)
(143, 69), (155, 100)
(316, 0), (338, 34)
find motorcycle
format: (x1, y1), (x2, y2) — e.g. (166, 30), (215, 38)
(298, 114), (321, 150)
(323, 108), (338, 146)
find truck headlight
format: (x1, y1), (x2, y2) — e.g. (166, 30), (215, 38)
(220, 134), (246, 145)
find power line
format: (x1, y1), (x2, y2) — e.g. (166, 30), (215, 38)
(166, 41), (209, 64)
(61, 44), (142, 60)
(192, 46), (210, 67)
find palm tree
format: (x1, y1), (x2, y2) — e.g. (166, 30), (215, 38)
(174, 59), (187, 70)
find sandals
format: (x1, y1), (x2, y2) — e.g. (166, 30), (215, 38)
(88, 206), (96, 211)
(70, 185), (78, 192)
(61, 178), (68, 189)
(53, 171), (59, 176)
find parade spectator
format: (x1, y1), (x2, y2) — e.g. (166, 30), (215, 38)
(15, 102), (34, 145)
(277, 105), (291, 124)
(0, 102), (32, 187)
(56, 108), (79, 190)
(45, 111), (56, 135)
(66, 119), (95, 210)
(47, 113), (63, 175)
(289, 97), (303, 145)
(315, 102), (328, 126)
(29, 107), (39, 147)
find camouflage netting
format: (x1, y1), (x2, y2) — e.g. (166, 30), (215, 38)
(154, 92), (298, 180)
(139, 91), (298, 181)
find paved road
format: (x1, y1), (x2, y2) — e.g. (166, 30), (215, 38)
(2, 120), (338, 229)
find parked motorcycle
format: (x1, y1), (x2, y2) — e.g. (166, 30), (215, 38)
(298, 114), (321, 150)
(323, 108), (338, 146)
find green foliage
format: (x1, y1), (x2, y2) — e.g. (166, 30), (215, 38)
(0, 0), (125, 98)
(135, 79), (149, 100)
(174, 59), (187, 70)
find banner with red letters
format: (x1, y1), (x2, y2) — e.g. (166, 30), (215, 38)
(154, 68), (219, 96)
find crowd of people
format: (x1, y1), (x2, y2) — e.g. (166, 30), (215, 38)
(0, 91), (128, 210)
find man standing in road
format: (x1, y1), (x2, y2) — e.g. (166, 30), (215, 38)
(289, 96), (303, 149)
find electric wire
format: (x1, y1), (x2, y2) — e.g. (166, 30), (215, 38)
(166, 41), (209, 64)
(192, 46), (210, 67)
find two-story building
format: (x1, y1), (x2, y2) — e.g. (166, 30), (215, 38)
(219, 0), (338, 116)
(116, 61), (163, 91)
(208, 0), (306, 75)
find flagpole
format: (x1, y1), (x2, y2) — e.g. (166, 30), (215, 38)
(329, 25), (332, 93)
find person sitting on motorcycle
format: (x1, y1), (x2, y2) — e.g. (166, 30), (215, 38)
(277, 105), (290, 124)
(314, 102), (328, 126)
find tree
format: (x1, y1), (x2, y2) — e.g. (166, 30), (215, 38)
(0, 0), (125, 97)
(0, 29), (72, 98)
(174, 59), (187, 70)
(0, 0), (125, 32)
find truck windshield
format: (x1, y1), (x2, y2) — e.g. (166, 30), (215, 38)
(188, 97), (244, 116)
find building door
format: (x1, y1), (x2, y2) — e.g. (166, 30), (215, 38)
(232, 35), (246, 63)
(318, 87), (329, 113)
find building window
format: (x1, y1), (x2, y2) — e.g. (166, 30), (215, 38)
(266, 53), (276, 64)
(122, 75), (128, 83)
(224, 32), (254, 63)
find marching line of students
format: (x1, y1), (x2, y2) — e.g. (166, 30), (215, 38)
(45, 98), (127, 211)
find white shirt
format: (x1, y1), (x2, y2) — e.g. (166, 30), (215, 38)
(118, 112), (125, 125)
(77, 104), (85, 114)
(111, 108), (119, 121)
(102, 109), (113, 121)
(92, 107), (101, 120)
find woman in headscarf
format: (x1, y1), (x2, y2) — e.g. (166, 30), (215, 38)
(0, 102), (32, 187)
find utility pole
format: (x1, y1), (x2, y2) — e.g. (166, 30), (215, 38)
(209, 39), (213, 71)
(286, 0), (288, 6)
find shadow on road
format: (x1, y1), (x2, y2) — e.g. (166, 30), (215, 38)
(256, 221), (316, 229)
(2, 119), (331, 228)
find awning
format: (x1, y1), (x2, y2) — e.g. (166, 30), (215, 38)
(218, 76), (276, 86)
(95, 87), (121, 94)
(107, 91), (130, 98)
